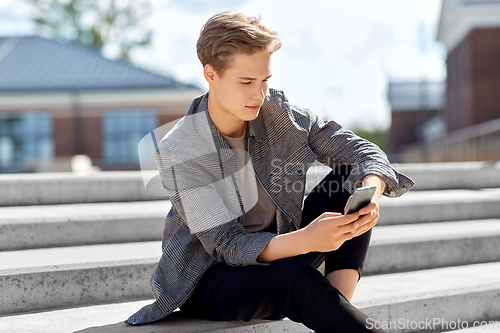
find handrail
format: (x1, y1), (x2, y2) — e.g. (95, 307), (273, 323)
(404, 118), (500, 162)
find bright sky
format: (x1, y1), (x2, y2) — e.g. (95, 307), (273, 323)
(0, 0), (447, 128)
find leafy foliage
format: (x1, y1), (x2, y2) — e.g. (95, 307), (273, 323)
(350, 126), (389, 153)
(28, 0), (152, 61)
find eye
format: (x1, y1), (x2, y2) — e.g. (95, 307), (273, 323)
(241, 82), (251, 85)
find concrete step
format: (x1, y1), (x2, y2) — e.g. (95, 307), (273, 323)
(441, 320), (500, 332)
(0, 200), (171, 251)
(0, 242), (161, 315)
(378, 188), (500, 225)
(1, 188), (498, 251)
(305, 166), (500, 224)
(305, 161), (500, 193)
(393, 161), (500, 191)
(2, 219), (500, 316)
(364, 219), (500, 275)
(2, 161), (498, 206)
(0, 300), (311, 333)
(2, 261), (500, 333)
(0, 170), (167, 206)
(352, 261), (500, 333)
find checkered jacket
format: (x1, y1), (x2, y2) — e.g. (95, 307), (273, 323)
(125, 88), (414, 324)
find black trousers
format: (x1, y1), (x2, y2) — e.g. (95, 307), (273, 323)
(180, 165), (385, 333)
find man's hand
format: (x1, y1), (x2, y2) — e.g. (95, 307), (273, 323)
(258, 211), (361, 262)
(344, 174), (386, 238)
(301, 211), (361, 253)
(258, 174), (387, 263)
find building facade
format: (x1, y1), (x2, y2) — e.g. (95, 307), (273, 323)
(0, 36), (202, 173)
(388, 81), (445, 161)
(438, 0), (500, 132)
(388, 0), (500, 162)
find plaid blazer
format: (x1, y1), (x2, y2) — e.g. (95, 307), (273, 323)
(125, 88), (414, 324)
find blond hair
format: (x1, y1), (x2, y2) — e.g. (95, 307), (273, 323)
(197, 11), (282, 76)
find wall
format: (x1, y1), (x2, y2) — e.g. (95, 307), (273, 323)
(446, 27), (500, 132)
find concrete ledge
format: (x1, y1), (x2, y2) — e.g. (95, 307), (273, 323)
(394, 161), (500, 191)
(0, 301), (310, 333)
(0, 201), (171, 250)
(0, 242), (161, 315)
(353, 261), (500, 333)
(305, 161), (500, 192)
(3, 262), (500, 333)
(2, 161), (499, 206)
(0, 241), (161, 271)
(2, 188), (500, 250)
(365, 219), (500, 274)
(77, 313), (310, 333)
(0, 260), (157, 316)
(441, 319), (500, 332)
(378, 188), (500, 224)
(2, 217), (500, 315)
(0, 170), (167, 206)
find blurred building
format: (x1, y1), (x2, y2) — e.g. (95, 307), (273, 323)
(439, 0), (500, 132)
(389, 0), (500, 162)
(0, 36), (202, 173)
(388, 81), (446, 162)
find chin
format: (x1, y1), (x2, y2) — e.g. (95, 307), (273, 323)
(244, 109), (260, 121)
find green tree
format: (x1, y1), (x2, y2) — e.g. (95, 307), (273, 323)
(28, 0), (152, 61)
(350, 126), (389, 153)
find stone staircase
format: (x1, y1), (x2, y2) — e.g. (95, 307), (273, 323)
(1, 162), (499, 333)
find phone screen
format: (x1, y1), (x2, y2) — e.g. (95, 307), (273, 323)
(345, 185), (377, 214)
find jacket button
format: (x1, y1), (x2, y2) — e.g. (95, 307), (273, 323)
(296, 169), (303, 176)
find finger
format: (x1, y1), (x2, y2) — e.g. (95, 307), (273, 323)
(335, 212), (360, 226)
(352, 218), (378, 236)
(355, 211), (376, 227)
(314, 212), (342, 224)
(337, 221), (358, 234)
(344, 219), (377, 237)
(352, 227), (369, 237)
(341, 231), (356, 243)
(359, 201), (379, 215)
(353, 224), (375, 237)
(316, 212), (342, 223)
(320, 212), (343, 218)
(351, 216), (378, 234)
(321, 211), (359, 225)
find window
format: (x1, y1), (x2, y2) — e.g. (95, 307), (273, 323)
(102, 109), (158, 164)
(0, 112), (53, 170)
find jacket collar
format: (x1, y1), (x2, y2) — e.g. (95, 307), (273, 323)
(194, 91), (268, 143)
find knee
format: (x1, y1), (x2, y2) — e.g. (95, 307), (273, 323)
(271, 257), (323, 286)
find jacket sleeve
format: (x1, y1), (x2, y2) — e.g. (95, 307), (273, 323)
(154, 144), (275, 267)
(304, 108), (414, 197)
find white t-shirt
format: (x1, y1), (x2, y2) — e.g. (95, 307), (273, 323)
(220, 124), (277, 233)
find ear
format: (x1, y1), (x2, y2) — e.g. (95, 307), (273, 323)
(203, 64), (216, 84)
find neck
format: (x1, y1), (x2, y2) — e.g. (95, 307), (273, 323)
(207, 93), (247, 138)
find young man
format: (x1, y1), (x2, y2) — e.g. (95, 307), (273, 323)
(126, 11), (414, 333)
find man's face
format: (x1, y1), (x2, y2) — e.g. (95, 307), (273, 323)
(208, 50), (272, 123)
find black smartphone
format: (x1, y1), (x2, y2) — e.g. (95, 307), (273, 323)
(345, 185), (377, 215)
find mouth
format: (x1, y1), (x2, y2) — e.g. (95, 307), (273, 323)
(245, 105), (261, 111)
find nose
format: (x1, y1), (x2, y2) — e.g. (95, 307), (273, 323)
(252, 83), (266, 101)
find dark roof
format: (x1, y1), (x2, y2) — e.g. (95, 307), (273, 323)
(0, 36), (195, 92)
